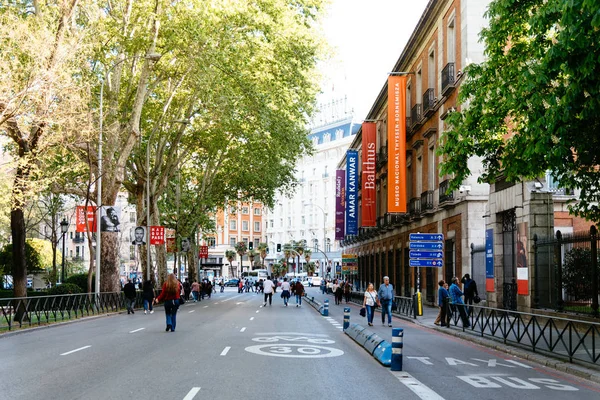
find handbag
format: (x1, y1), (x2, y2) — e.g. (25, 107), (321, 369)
(473, 294), (481, 304)
(359, 307), (366, 317)
(179, 296), (185, 305)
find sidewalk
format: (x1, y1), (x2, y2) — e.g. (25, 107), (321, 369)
(305, 287), (600, 384)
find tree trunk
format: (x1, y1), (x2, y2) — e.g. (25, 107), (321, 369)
(11, 208), (27, 298)
(156, 243), (167, 285)
(100, 232), (121, 292)
(51, 230), (58, 286)
(188, 250), (197, 283)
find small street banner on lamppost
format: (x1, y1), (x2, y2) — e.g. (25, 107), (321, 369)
(150, 226), (165, 245)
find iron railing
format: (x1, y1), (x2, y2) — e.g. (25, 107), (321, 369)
(422, 88), (436, 115)
(0, 291), (149, 331)
(410, 104), (422, 129)
(441, 62), (455, 95)
(348, 292), (416, 319)
(439, 179), (454, 204)
(445, 303), (600, 366)
(409, 197), (421, 217)
(421, 190), (434, 211)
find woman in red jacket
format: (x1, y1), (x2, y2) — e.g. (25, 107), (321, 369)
(154, 274), (181, 332)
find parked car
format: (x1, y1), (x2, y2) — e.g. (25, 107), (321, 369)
(224, 278), (240, 287)
(311, 277), (323, 287)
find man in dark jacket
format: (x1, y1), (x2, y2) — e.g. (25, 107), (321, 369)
(461, 274), (478, 314)
(294, 280), (304, 307)
(123, 279), (137, 315)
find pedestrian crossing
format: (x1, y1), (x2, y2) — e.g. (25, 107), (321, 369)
(324, 316), (344, 330)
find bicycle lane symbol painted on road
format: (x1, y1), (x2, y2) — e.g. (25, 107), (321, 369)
(245, 334), (344, 358)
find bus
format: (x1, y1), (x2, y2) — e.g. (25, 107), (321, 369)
(241, 269), (269, 284)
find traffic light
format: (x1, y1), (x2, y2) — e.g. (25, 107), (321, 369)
(277, 243), (281, 252)
(248, 241), (253, 250)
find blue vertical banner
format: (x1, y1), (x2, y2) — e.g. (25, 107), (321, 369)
(345, 150), (358, 236)
(485, 228), (494, 292)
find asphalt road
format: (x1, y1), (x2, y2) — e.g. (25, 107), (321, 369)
(1, 287), (599, 400)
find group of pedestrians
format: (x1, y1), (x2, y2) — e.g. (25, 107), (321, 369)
(278, 277), (304, 307)
(320, 278), (353, 304)
(183, 278), (213, 302)
(361, 276), (395, 327)
(435, 274), (478, 328)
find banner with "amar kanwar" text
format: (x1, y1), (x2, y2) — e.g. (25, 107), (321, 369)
(387, 75), (407, 213)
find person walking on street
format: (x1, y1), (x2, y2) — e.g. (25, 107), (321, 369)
(294, 279), (304, 307)
(280, 278), (291, 306)
(343, 281), (352, 303)
(219, 279), (225, 293)
(183, 278), (191, 301)
(142, 279), (155, 314)
(154, 274), (181, 332)
(378, 276), (395, 327)
(449, 277), (470, 328)
(461, 273), (478, 314)
(123, 279), (137, 315)
(320, 278), (326, 294)
(434, 280), (449, 326)
(263, 276), (275, 306)
(191, 280), (200, 302)
(363, 283), (378, 326)
(334, 281), (343, 305)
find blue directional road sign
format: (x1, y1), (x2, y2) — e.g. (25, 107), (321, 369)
(409, 233), (444, 242)
(409, 242), (444, 250)
(409, 259), (443, 267)
(409, 251), (443, 259)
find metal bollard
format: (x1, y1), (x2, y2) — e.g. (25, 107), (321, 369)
(391, 328), (404, 371)
(343, 307), (350, 330)
(323, 299), (329, 316)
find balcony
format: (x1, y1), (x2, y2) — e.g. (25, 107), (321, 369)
(73, 235), (85, 244)
(377, 144), (388, 170)
(409, 197), (421, 218)
(422, 88), (436, 117)
(439, 179), (455, 205)
(441, 62), (456, 96)
(405, 117), (414, 139)
(420, 190), (434, 212)
(410, 104), (422, 130)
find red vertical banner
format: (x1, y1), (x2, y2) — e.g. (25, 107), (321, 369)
(387, 75), (407, 213)
(149, 226), (165, 245)
(361, 122), (377, 226)
(76, 206), (96, 232)
(199, 245), (209, 259)
(166, 237), (177, 253)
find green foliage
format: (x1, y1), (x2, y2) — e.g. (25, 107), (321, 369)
(306, 261), (316, 276)
(0, 239), (54, 275)
(235, 241), (247, 257)
(439, 0), (600, 222)
(47, 283), (83, 295)
(271, 262), (287, 278)
(65, 273), (94, 293)
(561, 247), (600, 300)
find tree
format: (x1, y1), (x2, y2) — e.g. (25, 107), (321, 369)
(225, 250), (236, 278)
(235, 242), (247, 277)
(439, 0), (600, 222)
(294, 241), (305, 273)
(306, 261), (316, 277)
(257, 242), (268, 268)
(247, 249), (258, 270)
(562, 247), (600, 300)
(272, 261), (287, 278)
(0, 238), (55, 277)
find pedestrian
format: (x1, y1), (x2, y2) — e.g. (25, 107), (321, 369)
(142, 279), (155, 314)
(191, 280), (200, 302)
(154, 273), (181, 332)
(220, 279), (225, 293)
(205, 279), (213, 298)
(238, 279), (243, 293)
(461, 273), (479, 313)
(377, 276), (395, 327)
(123, 279), (137, 314)
(263, 276), (275, 306)
(183, 278), (191, 301)
(280, 277), (291, 306)
(363, 283), (378, 326)
(434, 280), (449, 326)
(294, 279), (304, 307)
(320, 278), (326, 294)
(449, 276), (470, 328)
(334, 281), (343, 305)
(343, 281), (352, 303)
(332, 280), (339, 301)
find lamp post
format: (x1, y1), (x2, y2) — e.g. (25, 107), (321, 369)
(303, 202), (327, 277)
(60, 218), (69, 283)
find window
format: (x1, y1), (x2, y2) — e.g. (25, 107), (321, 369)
(70, 232), (73, 239)
(428, 145), (435, 190)
(254, 207), (261, 215)
(230, 220), (237, 230)
(313, 239), (318, 251)
(254, 238), (260, 249)
(130, 212), (136, 223)
(207, 237), (216, 248)
(416, 156), (423, 196)
(242, 206), (249, 214)
(76, 246), (80, 257)
(288, 217), (291, 226)
(302, 216), (306, 225)
(243, 237), (249, 245)
(230, 237), (236, 246)
(254, 221), (260, 232)
(130, 246), (135, 260)
(447, 18), (455, 63)
(323, 133), (331, 143)
(280, 218), (283, 227)
(407, 83), (412, 112)
(242, 221), (249, 231)
(428, 50), (435, 89)
(270, 219), (274, 228)
(335, 129), (344, 140)
(416, 68), (422, 101)
(230, 206), (236, 214)
(326, 238), (331, 253)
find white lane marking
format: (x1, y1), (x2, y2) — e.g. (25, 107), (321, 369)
(220, 347), (231, 356)
(129, 328), (145, 333)
(183, 387), (201, 400)
(236, 302), (244, 305)
(188, 310), (195, 313)
(505, 360), (533, 368)
(391, 371), (445, 400)
(203, 306), (208, 308)
(250, 317), (255, 321)
(256, 332), (329, 337)
(256, 310), (260, 313)
(60, 346), (91, 356)
(220, 294), (245, 302)
(240, 327), (246, 332)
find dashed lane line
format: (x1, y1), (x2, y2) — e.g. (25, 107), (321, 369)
(220, 294), (245, 303)
(256, 310), (260, 313)
(129, 328), (145, 333)
(240, 327), (246, 332)
(183, 387), (201, 400)
(391, 371), (445, 400)
(60, 346), (91, 356)
(250, 317), (255, 321)
(188, 310), (195, 313)
(203, 306), (208, 308)
(220, 347), (231, 356)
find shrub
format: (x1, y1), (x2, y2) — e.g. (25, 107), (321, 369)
(65, 273), (93, 293)
(562, 247), (600, 300)
(47, 283), (83, 295)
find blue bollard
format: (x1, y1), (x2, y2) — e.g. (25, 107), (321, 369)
(391, 328), (404, 371)
(323, 299), (329, 316)
(343, 307), (350, 330)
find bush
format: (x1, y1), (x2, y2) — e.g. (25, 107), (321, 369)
(65, 273), (94, 293)
(47, 283), (83, 295)
(562, 247), (600, 300)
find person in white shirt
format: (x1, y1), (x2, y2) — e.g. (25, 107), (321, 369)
(263, 276), (275, 306)
(280, 278), (291, 307)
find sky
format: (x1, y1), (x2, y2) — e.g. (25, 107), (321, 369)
(317, 0), (429, 122)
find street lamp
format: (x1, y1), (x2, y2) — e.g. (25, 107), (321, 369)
(303, 202), (327, 277)
(60, 218), (69, 283)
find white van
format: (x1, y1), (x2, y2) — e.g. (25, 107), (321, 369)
(311, 276), (323, 287)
